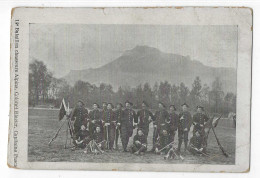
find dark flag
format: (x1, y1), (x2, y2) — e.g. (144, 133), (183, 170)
(59, 98), (67, 121)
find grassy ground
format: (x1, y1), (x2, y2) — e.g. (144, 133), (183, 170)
(28, 108), (235, 164)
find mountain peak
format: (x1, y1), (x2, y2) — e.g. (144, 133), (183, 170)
(123, 45), (161, 56)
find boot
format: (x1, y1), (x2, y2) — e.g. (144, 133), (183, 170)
(184, 141), (188, 154)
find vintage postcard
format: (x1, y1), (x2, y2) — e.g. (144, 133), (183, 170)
(8, 7), (252, 172)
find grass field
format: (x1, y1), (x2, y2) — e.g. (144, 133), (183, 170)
(28, 108), (235, 164)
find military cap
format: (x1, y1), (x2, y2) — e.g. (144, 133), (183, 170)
(125, 100), (133, 106)
(102, 101), (108, 105)
(137, 128), (144, 133)
(169, 104), (176, 111)
(107, 103), (114, 108)
(142, 101), (149, 107)
(77, 99), (85, 105)
(158, 101), (166, 108)
(116, 103), (123, 107)
(196, 105), (204, 110)
(181, 103), (189, 107)
(93, 103), (100, 108)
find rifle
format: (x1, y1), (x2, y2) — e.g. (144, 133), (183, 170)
(211, 123), (229, 157)
(92, 140), (104, 154)
(158, 141), (175, 152)
(165, 147), (185, 161)
(48, 119), (67, 146)
(189, 145), (209, 157)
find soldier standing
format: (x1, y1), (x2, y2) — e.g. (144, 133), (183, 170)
(120, 101), (137, 152)
(151, 102), (169, 152)
(70, 100), (88, 137)
(114, 103), (123, 149)
(89, 103), (102, 135)
(178, 103), (192, 153)
(136, 101), (154, 139)
(167, 105), (178, 142)
(103, 103), (117, 150)
(192, 106), (209, 136)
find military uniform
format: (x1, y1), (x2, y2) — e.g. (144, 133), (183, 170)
(178, 111), (192, 151)
(155, 133), (172, 154)
(73, 129), (92, 149)
(188, 134), (206, 155)
(120, 108), (137, 151)
(168, 112), (179, 142)
(192, 112), (209, 136)
(70, 107), (88, 136)
(114, 108), (123, 149)
(136, 109), (154, 138)
(102, 109), (117, 149)
(93, 131), (105, 150)
(152, 109), (169, 149)
(131, 133), (147, 153)
(89, 109), (102, 134)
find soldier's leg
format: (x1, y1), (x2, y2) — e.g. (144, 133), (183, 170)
(139, 145), (147, 153)
(152, 128), (159, 151)
(109, 126), (116, 149)
(115, 128), (119, 149)
(178, 130), (183, 152)
(131, 144), (138, 153)
(120, 128), (127, 151)
(184, 131), (189, 151)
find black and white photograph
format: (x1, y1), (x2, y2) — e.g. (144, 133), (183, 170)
(8, 7), (252, 172)
(28, 24), (237, 164)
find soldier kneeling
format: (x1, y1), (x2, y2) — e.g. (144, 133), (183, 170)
(131, 129), (147, 155)
(72, 124), (92, 150)
(92, 126), (106, 154)
(188, 131), (207, 156)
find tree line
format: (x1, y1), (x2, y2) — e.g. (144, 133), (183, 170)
(29, 60), (236, 115)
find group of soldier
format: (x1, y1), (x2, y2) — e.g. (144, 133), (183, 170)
(68, 99), (210, 159)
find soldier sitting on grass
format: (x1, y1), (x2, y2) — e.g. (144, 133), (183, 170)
(72, 124), (92, 150)
(155, 129), (173, 155)
(92, 126), (106, 154)
(188, 130), (207, 156)
(131, 129), (147, 155)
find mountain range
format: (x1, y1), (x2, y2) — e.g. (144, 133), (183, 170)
(63, 45), (236, 93)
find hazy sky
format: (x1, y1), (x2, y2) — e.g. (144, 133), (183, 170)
(30, 24), (237, 77)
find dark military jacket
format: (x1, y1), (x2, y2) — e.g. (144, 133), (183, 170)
(168, 112), (179, 132)
(121, 108), (137, 128)
(156, 134), (171, 150)
(133, 134), (147, 146)
(71, 107), (88, 130)
(193, 113), (209, 126)
(89, 109), (101, 122)
(93, 132), (104, 143)
(100, 109), (107, 123)
(193, 112), (209, 133)
(136, 109), (154, 129)
(178, 111), (192, 131)
(154, 109), (169, 129)
(115, 109), (124, 124)
(102, 109), (117, 125)
(189, 135), (206, 149)
(77, 129), (91, 141)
